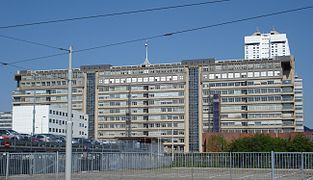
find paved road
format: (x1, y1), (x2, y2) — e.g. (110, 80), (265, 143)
(6, 168), (313, 180)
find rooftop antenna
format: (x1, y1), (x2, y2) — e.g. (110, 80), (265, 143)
(256, 26), (260, 32)
(271, 26), (278, 34)
(254, 27), (261, 36)
(143, 40), (151, 65)
(272, 26), (276, 31)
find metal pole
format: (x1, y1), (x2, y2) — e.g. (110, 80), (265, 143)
(5, 153), (9, 180)
(229, 152), (232, 180)
(65, 46), (73, 180)
(32, 73), (36, 135)
(271, 151), (275, 180)
(301, 152), (304, 180)
(56, 151), (59, 180)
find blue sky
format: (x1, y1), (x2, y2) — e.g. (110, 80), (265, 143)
(1, 0), (313, 127)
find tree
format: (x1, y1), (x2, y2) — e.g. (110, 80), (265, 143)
(226, 134), (312, 152)
(287, 134), (313, 152)
(206, 135), (227, 152)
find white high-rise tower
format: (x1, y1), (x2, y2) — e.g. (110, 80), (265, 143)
(244, 30), (290, 59)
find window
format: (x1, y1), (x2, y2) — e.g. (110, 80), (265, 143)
(268, 71), (273, 76)
(261, 71), (267, 77)
(274, 71), (280, 76)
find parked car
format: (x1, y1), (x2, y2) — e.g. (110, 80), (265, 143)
(20, 133), (32, 141)
(0, 131), (10, 148)
(0, 129), (23, 141)
(54, 134), (66, 143)
(32, 134), (58, 143)
(72, 138), (92, 149)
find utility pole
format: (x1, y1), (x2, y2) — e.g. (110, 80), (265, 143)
(65, 46), (73, 180)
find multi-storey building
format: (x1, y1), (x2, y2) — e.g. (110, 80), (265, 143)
(12, 105), (88, 138)
(12, 55), (303, 152)
(13, 69), (87, 132)
(294, 76), (304, 132)
(0, 112), (12, 129)
(244, 30), (290, 59)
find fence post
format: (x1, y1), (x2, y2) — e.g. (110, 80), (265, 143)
(191, 152), (194, 180)
(229, 152), (232, 180)
(56, 151), (59, 180)
(5, 152), (9, 180)
(271, 151), (275, 180)
(301, 152), (304, 180)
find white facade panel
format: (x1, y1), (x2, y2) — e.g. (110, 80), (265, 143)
(244, 31), (290, 59)
(12, 105), (88, 138)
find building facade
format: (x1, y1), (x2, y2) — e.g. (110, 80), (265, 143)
(0, 112), (12, 129)
(12, 55), (303, 152)
(294, 76), (304, 132)
(244, 30), (290, 59)
(12, 105), (88, 138)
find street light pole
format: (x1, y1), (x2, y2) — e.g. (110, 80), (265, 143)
(65, 46), (73, 180)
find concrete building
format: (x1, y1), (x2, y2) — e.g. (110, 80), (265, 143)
(244, 30), (290, 59)
(12, 105), (88, 138)
(12, 55), (303, 152)
(294, 75), (304, 132)
(0, 112), (12, 129)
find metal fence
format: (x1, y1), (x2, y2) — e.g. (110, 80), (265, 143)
(0, 152), (313, 180)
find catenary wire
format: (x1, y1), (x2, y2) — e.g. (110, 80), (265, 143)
(1, 62), (69, 80)
(8, 52), (68, 65)
(74, 5), (313, 53)
(2, 4), (313, 66)
(0, 61), (26, 69)
(0, 0), (231, 29)
(0, 34), (67, 51)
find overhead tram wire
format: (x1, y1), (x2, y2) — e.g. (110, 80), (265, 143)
(0, 62), (69, 81)
(0, 34), (68, 66)
(74, 35), (163, 53)
(164, 5), (313, 36)
(0, 34), (67, 51)
(7, 52), (68, 65)
(2, 4), (313, 66)
(0, 0), (231, 29)
(0, 61), (26, 70)
(72, 5), (313, 53)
